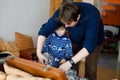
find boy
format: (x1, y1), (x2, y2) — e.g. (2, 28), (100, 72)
(42, 26), (73, 67)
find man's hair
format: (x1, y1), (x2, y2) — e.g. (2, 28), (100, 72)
(57, 2), (80, 24)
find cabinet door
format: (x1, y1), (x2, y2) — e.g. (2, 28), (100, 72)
(74, 0), (82, 2)
(50, 0), (82, 17)
(50, 0), (62, 17)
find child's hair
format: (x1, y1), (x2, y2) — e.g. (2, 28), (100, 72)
(57, 25), (65, 29)
(65, 29), (70, 38)
(57, 25), (70, 38)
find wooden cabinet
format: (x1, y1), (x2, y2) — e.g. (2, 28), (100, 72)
(50, 0), (120, 26)
(101, 0), (120, 26)
(50, 0), (62, 17)
(50, 0), (82, 17)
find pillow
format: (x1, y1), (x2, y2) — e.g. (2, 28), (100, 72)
(9, 51), (20, 57)
(15, 32), (34, 51)
(6, 41), (18, 52)
(0, 38), (7, 51)
(4, 64), (33, 77)
(0, 38), (3, 51)
(0, 71), (6, 80)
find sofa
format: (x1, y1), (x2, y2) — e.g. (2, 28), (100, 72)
(0, 38), (20, 57)
(0, 32), (44, 80)
(0, 32), (35, 57)
(0, 32), (86, 79)
(0, 63), (51, 80)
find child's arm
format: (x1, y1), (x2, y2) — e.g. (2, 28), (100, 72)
(42, 35), (51, 53)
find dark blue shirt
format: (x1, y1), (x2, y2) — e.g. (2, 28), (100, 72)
(38, 2), (104, 54)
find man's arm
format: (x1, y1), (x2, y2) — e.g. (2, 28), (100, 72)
(59, 47), (89, 71)
(37, 35), (47, 63)
(72, 47), (89, 64)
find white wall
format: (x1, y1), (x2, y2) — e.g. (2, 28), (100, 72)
(0, 0), (50, 47)
(82, 0), (94, 5)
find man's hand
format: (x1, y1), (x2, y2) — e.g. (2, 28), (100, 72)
(59, 61), (72, 72)
(59, 59), (66, 64)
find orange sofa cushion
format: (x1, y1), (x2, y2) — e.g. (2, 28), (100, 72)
(15, 32), (34, 51)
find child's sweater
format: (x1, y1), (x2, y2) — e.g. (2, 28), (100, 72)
(42, 32), (73, 67)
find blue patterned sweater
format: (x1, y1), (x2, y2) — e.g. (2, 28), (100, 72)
(42, 32), (73, 60)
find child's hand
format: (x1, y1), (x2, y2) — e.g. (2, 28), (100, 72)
(38, 53), (48, 64)
(59, 59), (66, 64)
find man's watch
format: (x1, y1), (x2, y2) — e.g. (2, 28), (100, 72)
(69, 58), (75, 66)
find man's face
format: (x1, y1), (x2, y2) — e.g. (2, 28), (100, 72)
(64, 14), (80, 28)
(65, 21), (78, 27)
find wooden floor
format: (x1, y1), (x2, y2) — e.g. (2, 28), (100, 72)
(97, 66), (120, 80)
(79, 62), (120, 80)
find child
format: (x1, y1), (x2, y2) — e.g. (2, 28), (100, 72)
(42, 26), (81, 80)
(42, 25), (73, 68)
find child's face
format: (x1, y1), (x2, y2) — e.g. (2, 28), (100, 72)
(55, 27), (65, 36)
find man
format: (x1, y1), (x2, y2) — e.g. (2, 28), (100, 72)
(37, 2), (104, 80)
